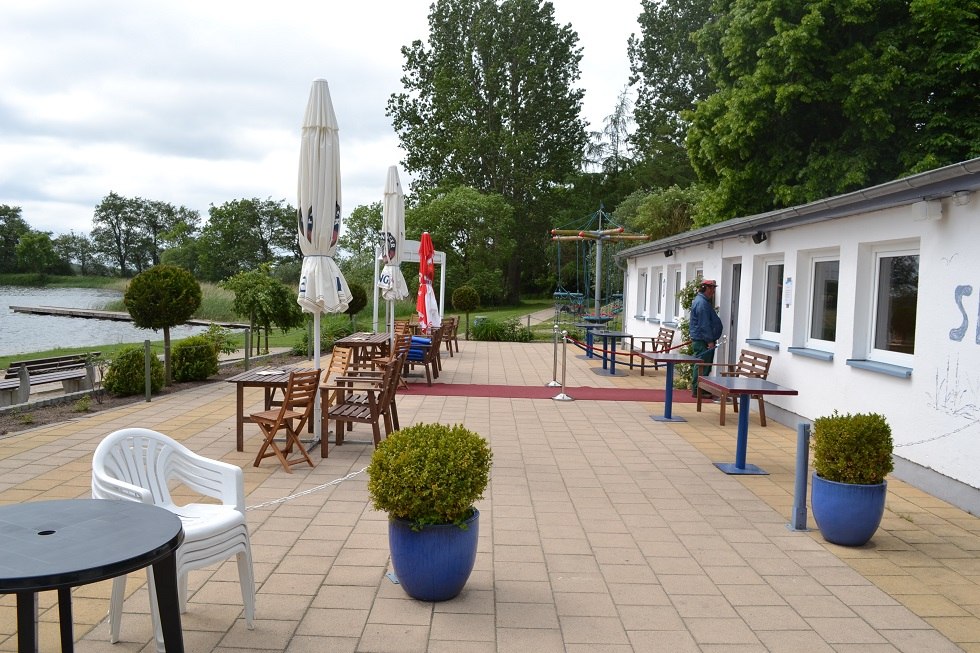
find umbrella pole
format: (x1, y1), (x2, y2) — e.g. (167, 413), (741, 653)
(313, 313), (322, 446)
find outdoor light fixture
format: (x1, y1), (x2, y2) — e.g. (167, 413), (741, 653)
(751, 231), (768, 244)
(664, 249), (674, 257)
(953, 190), (972, 206)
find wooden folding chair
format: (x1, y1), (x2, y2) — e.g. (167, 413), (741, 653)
(250, 369), (320, 472)
(321, 355), (402, 455)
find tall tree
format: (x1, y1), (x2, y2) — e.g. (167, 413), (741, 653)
(197, 198), (298, 282)
(388, 0), (587, 301)
(687, 0), (979, 221)
(15, 231), (58, 275)
(91, 192), (143, 276)
(627, 0), (713, 182)
(0, 205), (30, 273)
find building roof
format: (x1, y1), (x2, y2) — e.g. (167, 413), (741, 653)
(616, 157), (980, 259)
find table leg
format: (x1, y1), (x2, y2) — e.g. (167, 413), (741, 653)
(609, 339), (617, 375)
(152, 552), (185, 653)
(236, 384), (244, 452)
(714, 393), (768, 475)
(58, 588), (73, 651)
(15, 591), (37, 653)
(585, 330), (594, 359)
(652, 363), (686, 423)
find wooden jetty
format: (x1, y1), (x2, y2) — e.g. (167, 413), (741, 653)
(10, 305), (249, 329)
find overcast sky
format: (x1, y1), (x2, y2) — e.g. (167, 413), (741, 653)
(0, 0), (641, 236)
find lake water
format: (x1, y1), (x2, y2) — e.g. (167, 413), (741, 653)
(0, 286), (209, 358)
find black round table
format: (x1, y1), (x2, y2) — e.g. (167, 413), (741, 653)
(0, 499), (185, 652)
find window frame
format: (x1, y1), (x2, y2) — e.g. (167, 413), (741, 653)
(761, 260), (785, 340)
(805, 255), (840, 349)
(867, 246), (919, 366)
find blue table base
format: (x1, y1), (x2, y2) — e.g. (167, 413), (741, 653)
(714, 462), (768, 475)
(714, 394), (768, 475)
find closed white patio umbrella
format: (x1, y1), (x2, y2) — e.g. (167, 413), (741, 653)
(297, 79), (351, 443)
(377, 165), (409, 343)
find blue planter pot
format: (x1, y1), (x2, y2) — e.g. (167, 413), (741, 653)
(811, 472), (887, 546)
(388, 509), (479, 602)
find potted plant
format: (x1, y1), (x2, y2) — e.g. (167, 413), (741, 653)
(810, 411), (893, 546)
(367, 422), (492, 601)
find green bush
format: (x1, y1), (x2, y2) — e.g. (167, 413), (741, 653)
(172, 335), (219, 382)
(367, 423), (493, 529)
(472, 317), (532, 342)
(812, 411), (894, 485)
(103, 345), (164, 396)
(292, 314), (354, 356)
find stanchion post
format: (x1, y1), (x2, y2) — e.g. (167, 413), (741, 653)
(788, 423), (812, 531)
(546, 323), (561, 387)
(553, 330), (574, 401)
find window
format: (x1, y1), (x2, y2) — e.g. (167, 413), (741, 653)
(873, 252), (918, 355)
(809, 259), (839, 343)
(764, 263), (784, 334)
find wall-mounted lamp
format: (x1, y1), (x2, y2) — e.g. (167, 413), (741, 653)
(953, 190), (973, 206)
(706, 241), (714, 249)
(664, 249), (674, 258)
(751, 231), (768, 244)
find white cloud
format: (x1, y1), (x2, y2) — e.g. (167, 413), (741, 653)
(0, 0), (641, 235)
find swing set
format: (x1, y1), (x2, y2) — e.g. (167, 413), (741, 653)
(551, 206), (649, 318)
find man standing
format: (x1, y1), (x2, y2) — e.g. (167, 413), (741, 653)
(689, 279), (724, 395)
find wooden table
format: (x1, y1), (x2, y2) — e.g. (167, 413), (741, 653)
(593, 330), (633, 375)
(638, 351), (705, 422)
(226, 366), (297, 452)
(0, 499), (185, 653)
(334, 332), (391, 369)
(696, 376), (799, 475)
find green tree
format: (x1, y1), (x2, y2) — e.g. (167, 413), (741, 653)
(627, 0), (713, 181)
(221, 267), (304, 354)
(198, 198), (298, 282)
(451, 285), (480, 340)
(344, 281), (368, 330)
(91, 192), (145, 276)
(141, 200), (201, 267)
(338, 201), (383, 285)
(388, 0), (587, 302)
(686, 0), (979, 221)
(123, 265), (203, 384)
(0, 205), (31, 273)
(622, 185), (705, 240)
(408, 186), (516, 305)
(52, 231), (99, 275)
(15, 230), (58, 276)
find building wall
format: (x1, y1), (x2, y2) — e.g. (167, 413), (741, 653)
(623, 194), (980, 493)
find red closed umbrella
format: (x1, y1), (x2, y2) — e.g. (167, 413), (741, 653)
(416, 232), (441, 334)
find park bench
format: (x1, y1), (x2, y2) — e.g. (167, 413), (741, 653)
(696, 349), (772, 426)
(0, 353), (100, 406)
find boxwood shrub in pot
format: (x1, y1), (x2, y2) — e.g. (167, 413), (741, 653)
(367, 422), (492, 601)
(811, 411), (893, 546)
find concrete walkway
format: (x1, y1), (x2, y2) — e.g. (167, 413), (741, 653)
(0, 337), (977, 652)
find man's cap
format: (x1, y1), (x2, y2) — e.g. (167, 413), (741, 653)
(700, 279), (718, 287)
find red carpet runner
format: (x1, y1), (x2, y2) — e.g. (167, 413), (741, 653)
(399, 383), (696, 402)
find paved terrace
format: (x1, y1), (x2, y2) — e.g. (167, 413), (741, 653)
(1, 335), (978, 652)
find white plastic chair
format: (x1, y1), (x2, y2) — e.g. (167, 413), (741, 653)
(92, 428), (255, 652)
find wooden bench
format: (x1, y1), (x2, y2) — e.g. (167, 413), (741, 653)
(0, 353), (100, 406)
(696, 349), (772, 426)
(637, 327), (676, 376)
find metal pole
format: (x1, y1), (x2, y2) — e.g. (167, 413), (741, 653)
(244, 329), (251, 370)
(788, 423), (812, 531)
(594, 237), (603, 316)
(546, 323), (561, 387)
(143, 340), (152, 402)
(553, 330), (574, 401)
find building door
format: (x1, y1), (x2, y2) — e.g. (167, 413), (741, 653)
(728, 263), (741, 365)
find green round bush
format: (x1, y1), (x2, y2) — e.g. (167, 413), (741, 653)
(103, 345), (165, 396)
(812, 411), (894, 485)
(452, 285), (480, 313)
(172, 335), (219, 382)
(367, 423), (492, 529)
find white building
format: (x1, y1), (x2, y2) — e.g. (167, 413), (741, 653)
(616, 158), (980, 515)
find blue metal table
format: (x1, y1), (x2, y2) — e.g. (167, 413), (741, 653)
(593, 330), (632, 375)
(639, 351), (705, 422)
(696, 376), (798, 475)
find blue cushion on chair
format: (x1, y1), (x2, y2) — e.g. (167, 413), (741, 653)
(407, 348), (425, 361)
(410, 336), (431, 346)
